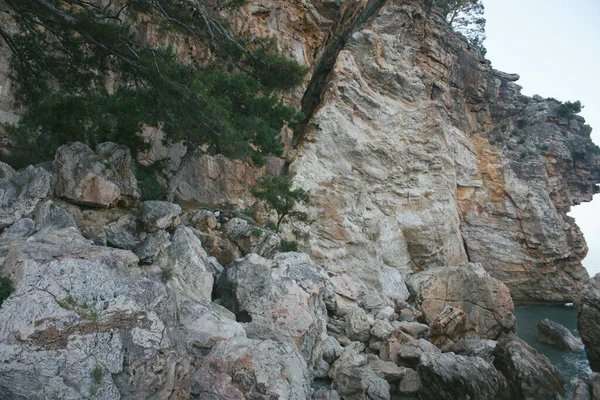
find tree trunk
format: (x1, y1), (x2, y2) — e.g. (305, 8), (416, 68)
(166, 149), (194, 203)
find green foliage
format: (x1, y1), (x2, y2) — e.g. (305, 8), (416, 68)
(517, 119), (528, 129)
(434, 0), (486, 53)
(1, 0), (308, 168)
(280, 240), (299, 252)
(90, 364), (103, 395)
(0, 277), (14, 307)
(251, 175), (310, 232)
(251, 227), (263, 237)
(161, 268), (174, 282)
(520, 151), (529, 161)
(135, 163), (167, 201)
(556, 101), (584, 119)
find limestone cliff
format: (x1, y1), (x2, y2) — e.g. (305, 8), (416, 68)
(1, 0), (599, 303)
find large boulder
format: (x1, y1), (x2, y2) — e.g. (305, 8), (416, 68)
(493, 336), (564, 399)
(53, 142), (140, 208)
(0, 165), (53, 229)
(221, 217), (280, 258)
(537, 318), (583, 350)
(192, 338), (312, 400)
(577, 275), (600, 372)
(407, 263), (516, 339)
(217, 252), (328, 367)
(417, 352), (499, 400)
(329, 343), (390, 400)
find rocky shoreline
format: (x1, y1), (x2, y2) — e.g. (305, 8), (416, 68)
(1, 141), (599, 399)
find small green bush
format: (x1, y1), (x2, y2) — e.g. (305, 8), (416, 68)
(161, 269), (174, 282)
(516, 119), (528, 129)
(520, 151), (529, 161)
(91, 365), (103, 385)
(0, 277), (14, 307)
(135, 163), (167, 201)
(556, 101), (583, 119)
(251, 227), (263, 237)
(280, 240), (299, 252)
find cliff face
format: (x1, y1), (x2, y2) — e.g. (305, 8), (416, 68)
(288, 0), (600, 302)
(1, 0), (599, 302)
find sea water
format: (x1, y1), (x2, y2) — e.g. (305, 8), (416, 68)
(514, 304), (591, 385)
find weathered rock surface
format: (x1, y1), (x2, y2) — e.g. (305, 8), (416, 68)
(417, 352), (499, 400)
(493, 336), (565, 399)
(538, 318), (583, 350)
(0, 165), (52, 229)
(407, 263), (515, 339)
(138, 201), (181, 232)
(53, 142), (140, 208)
(578, 275), (600, 372)
(217, 252), (328, 367)
(221, 217), (280, 258)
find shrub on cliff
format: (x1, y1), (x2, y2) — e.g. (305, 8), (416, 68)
(251, 175), (310, 233)
(556, 100), (584, 119)
(0, 277), (14, 307)
(0, 0), (308, 184)
(434, 0), (486, 53)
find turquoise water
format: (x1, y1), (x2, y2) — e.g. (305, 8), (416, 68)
(514, 304), (590, 385)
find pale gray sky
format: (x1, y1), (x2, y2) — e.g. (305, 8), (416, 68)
(483, 0), (600, 276)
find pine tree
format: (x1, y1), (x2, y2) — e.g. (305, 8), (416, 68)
(434, 0), (486, 53)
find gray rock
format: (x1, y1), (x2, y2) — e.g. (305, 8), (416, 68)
(189, 229), (241, 266)
(538, 318), (583, 350)
(191, 209), (218, 231)
(0, 165), (53, 229)
(345, 307), (371, 343)
(590, 373), (600, 400)
(329, 343), (390, 400)
(565, 378), (591, 400)
(313, 389), (342, 400)
(370, 319), (395, 341)
(53, 142), (140, 208)
(577, 275), (600, 372)
(217, 252), (328, 367)
(323, 335), (345, 363)
(0, 218), (35, 242)
(451, 339), (498, 364)
(134, 230), (171, 264)
(105, 226), (139, 250)
(368, 358), (404, 382)
(493, 335), (564, 399)
(397, 367), (420, 395)
(395, 339), (440, 368)
(417, 352), (499, 400)
(34, 200), (78, 236)
(0, 161), (16, 180)
(139, 201), (181, 232)
(222, 217), (280, 258)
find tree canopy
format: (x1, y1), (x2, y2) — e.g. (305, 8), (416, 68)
(433, 0), (486, 53)
(0, 0), (309, 169)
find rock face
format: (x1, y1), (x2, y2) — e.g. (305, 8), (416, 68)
(537, 318), (583, 350)
(217, 252), (328, 368)
(53, 142), (140, 208)
(577, 275), (600, 371)
(417, 352), (499, 400)
(0, 165), (52, 229)
(493, 336), (565, 399)
(407, 263), (515, 340)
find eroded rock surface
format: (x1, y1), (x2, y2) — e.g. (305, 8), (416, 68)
(578, 275), (600, 372)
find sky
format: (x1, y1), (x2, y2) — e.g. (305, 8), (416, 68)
(483, 0), (600, 276)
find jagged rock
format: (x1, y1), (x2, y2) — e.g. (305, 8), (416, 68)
(368, 358), (404, 383)
(370, 319), (395, 341)
(577, 275), (600, 372)
(53, 142), (139, 208)
(323, 335), (345, 363)
(417, 352), (499, 400)
(34, 200), (78, 236)
(0, 218), (34, 242)
(407, 263), (515, 340)
(379, 330), (417, 363)
(451, 339), (498, 364)
(105, 226), (138, 250)
(191, 209), (218, 231)
(168, 227), (215, 302)
(313, 389), (342, 400)
(590, 373), (600, 399)
(493, 336), (564, 399)
(376, 306), (395, 320)
(221, 217), (280, 258)
(329, 343), (390, 400)
(397, 321), (429, 340)
(397, 367), (421, 396)
(428, 305), (468, 351)
(0, 165), (52, 229)
(395, 339), (441, 368)
(325, 273), (363, 317)
(217, 252), (327, 367)
(138, 201), (181, 232)
(192, 338), (312, 400)
(192, 230), (241, 266)
(345, 307), (371, 343)
(0, 161), (15, 179)
(537, 318), (583, 350)
(134, 230), (171, 264)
